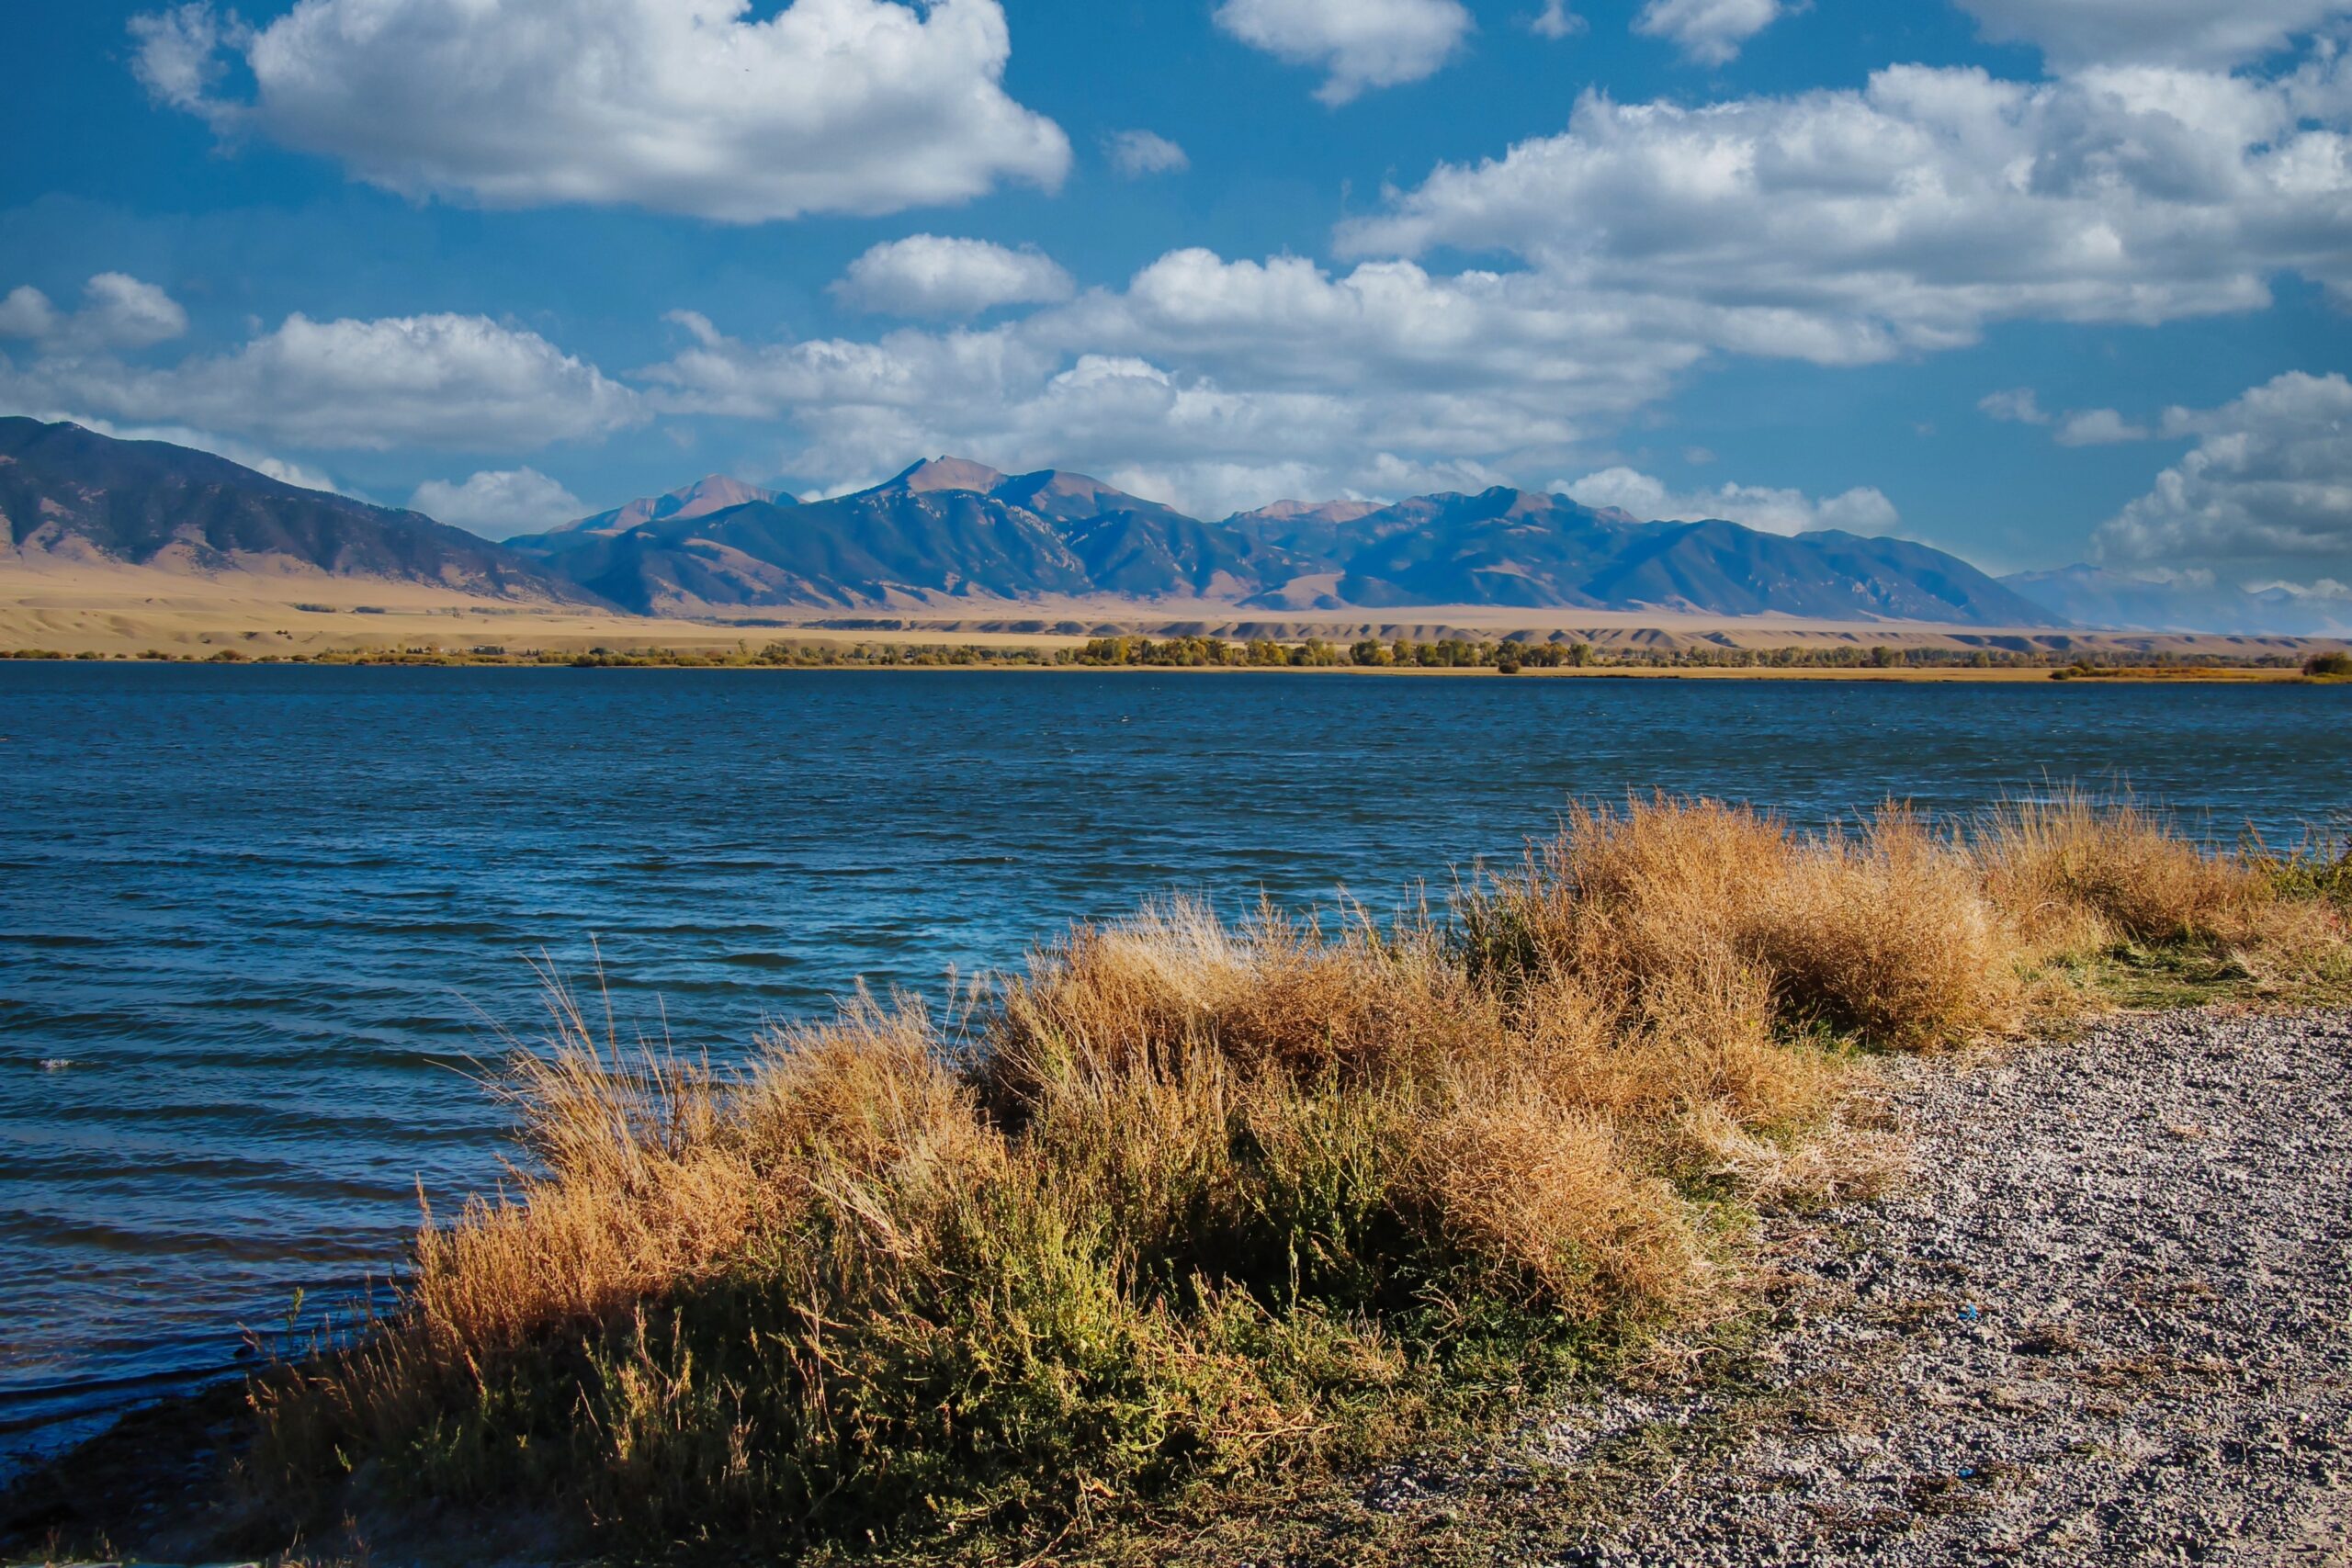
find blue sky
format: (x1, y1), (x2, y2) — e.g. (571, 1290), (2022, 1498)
(2, 0), (2349, 592)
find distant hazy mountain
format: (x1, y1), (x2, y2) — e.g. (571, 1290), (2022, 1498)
(541, 474), (785, 540)
(1227, 487), (2054, 623)
(0, 417), (586, 602)
(511, 456), (2057, 625)
(2004, 565), (2352, 636)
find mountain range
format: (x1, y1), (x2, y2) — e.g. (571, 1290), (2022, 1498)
(5, 416), (2339, 637)
(499, 455), (2057, 626)
(0, 416), (584, 603)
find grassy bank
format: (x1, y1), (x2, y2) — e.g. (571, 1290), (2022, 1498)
(174, 794), (2346, 1565)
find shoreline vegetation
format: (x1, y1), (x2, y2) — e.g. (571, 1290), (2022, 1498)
(14, 794), (2348, 1565)
(3, 637), (2349, 681)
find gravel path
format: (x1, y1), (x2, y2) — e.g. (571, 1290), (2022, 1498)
(1517, 1007), (2352, 1566)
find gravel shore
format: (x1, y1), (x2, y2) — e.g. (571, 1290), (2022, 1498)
(1354, 1007), (2352, 1567)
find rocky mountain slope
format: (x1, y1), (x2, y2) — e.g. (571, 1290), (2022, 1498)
(1, 424), (2107, 628)
(509, 457), (2060, 626)
(0, 417), (586, 603)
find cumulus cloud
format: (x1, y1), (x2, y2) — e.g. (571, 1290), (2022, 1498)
(127, 4), (243, 114)
(59, 35), (2352, 529)
(128, 0), (1070, 222)
(1560, 466), (1901, 536)
(1955, 0), (2352, 70)
(1633, 0), (1787, 66)
(0, 274), (188, 354)
(1338, 62), (2352, 359)
(1979, 388), (2051, 425)
(832, 235), (1074, 317)
(410, 468), (587, 538)
(638, 243), (1737, 513)
(2093, 371), (2352, 581)
(4, 312), (643, 452)
(632, 18), (2352, 522)
(1213, 0), (1475, 105)
(2054, 407), (2154, 445)
(1529, 2), (1584, 40)
(1104, 130), (1190, 177)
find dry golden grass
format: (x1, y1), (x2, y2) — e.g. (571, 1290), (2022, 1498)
(1977, 789), (2274, 952)
(1762, 807), (2023, 1046)
(984, 898), (1498, 1100)
(254, 793), (2348, 1558)
(1467, 796), (2022, 1052)
(1411, 1093), (1706, 1315)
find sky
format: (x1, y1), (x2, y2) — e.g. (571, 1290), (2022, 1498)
(1, 0), (2348, 595)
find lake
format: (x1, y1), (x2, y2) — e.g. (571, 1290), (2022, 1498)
(2, 663), (2346, 1473)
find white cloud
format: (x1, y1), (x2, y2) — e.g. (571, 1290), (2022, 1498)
(1634, 0), (1787, 66)
(638, 243), (1737, 513)
(0, 274), (188, 354)
(2093, 371), (2352, 581)
(410, 468), (587, 538)
(5, 312), (643, 452)
(51, 36), (2342, 534)
(128, 4), (243, 113)
(2054, 407), (2154, 445)
(832, 235), (1075, 317)
(1213, 0), (1475, 105)
(1560, 466), (1900, 536)
(1338, 62), (2352, 359)
(1979, 388), (2051, 425)
(1956, 0), (2352, 70)
(632, 21), (2352, 521)
(129, 0), (1070, 222)
(1529, 2), (1584, 40)
(1105, 130), (1191, 178)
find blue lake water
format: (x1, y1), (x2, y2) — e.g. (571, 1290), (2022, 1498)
(2, 663), (2346, 1472)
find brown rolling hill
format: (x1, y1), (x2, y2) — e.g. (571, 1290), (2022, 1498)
(0, 417), (589, 604)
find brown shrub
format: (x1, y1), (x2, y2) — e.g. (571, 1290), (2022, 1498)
(1975, 791), (2278, 953)
(1475, 796), (2022, 1051)
(983, 898), (1503, 1110)
(1408, 1089), (1705, 1316)
(1495, 795), (1792, 1007)
(1756, 807), (2023, 1047)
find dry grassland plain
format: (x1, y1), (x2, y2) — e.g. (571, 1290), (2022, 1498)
(3, 561), (2342, 675)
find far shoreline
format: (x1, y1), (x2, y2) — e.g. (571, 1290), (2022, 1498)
(3, 650), (2345, 682)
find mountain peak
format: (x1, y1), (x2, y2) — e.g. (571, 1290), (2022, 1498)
(892, 457), (1007, 495)
(1238, 499), (1385, 526)
(555, 473), (783, 537)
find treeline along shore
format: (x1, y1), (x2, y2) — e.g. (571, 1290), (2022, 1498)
(6, 637), (2351, 680)
(7, 791), (2350, 1564)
